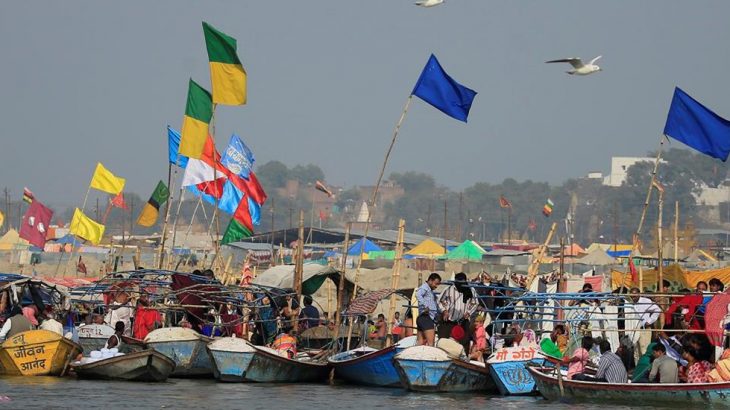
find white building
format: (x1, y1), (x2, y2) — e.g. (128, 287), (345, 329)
(603, 156), (657, 187)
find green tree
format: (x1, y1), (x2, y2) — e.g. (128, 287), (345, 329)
(256, 161), (290, 189)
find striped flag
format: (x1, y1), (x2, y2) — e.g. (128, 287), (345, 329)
(136, 181), (170, 227)
(203, 22), (246, 105)
(542, 199), (554, 217)
(22, 187), (34, 204)
(179, 79), (213, 159)
(315, 180), (334, 198)
(499, 195), (511, 209)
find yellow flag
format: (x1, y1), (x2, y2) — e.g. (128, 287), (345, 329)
(0, 210), (4, 228)
(70, 208), (105, 245)
(90, 163), (125, 195)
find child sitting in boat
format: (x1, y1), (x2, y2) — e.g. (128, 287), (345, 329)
(469, 313), (488, 362)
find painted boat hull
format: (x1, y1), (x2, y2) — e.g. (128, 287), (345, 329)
(394, 358), (494, 393)
(207, 349), (256, 382)
(487, 360), (538, 395)
(244, 347), (330, 383)
(328, 346), (400, 387)
(147, 338), (213, 377)
(528, 366), (730, 405)
(77, 324), (115, 354)
(72, 350), (175, 382)
(0, 330), (82, 376)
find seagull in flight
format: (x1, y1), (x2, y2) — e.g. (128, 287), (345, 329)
(415, 0), (444, 7)
(545, 56), (602, 76)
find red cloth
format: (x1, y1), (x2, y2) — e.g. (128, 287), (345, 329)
(705, 293), (730, 346)
(133, 306), (161, 340)
(583, 275), (603, 292)
(665, 294), (704, 329)
(19, 200), (53, 249)
(687, 360), (713, 383)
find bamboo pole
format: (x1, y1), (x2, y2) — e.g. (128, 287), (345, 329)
(385, 219), (406, 347)
(157, 162), (175, 269)
(525, 222), (557, 289)
(333, 223), (351, 332)
(168, 188), (186, 269)
(294, 210), (304, 295)
(674, 200), (679, 264)
(658, 189), (664, 293)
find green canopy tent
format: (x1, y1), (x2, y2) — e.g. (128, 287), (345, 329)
(442, 240), (486, 261)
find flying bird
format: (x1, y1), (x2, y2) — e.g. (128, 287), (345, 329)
(415, 0), (444, 7)
(545, 56), (602, 76)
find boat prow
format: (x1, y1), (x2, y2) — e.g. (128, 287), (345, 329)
(245, 345), (330, 383)
(207, 337), (257, 382)
(71, 349), (175, 382)
(0, 330), (82, 376)
(393, 346), (494, 393)
(528, 366), (730, 405)
(145, 327), (213, 378)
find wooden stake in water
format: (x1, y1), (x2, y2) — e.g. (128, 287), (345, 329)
(385, 219), (405, 347)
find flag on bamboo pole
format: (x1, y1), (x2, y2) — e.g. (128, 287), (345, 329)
(221, 134), (255, 179)
(22, 187), (34, 204)
(315, 180), (334, 198)
(182, 134), (227, 194)
(111, 192), (128, 210)
(89, 163), (125, 195)
(70, 208), (105, 245)
(542, 199), (554, 217)
(19, 199), (53, 249)
(652, 178), (665, 193)
(203, 22), (246, 105)
(167, 126), (189, 168)
(180, 79), (213, 159)
(664, 87), (730, 161)
(137, 181), (170, 227)
(499, 195), (511, 208)
(221, 197), (255, 245)
(411, 54), (477, 123)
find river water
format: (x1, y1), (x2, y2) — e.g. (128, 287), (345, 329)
(0, 377), (693, 410)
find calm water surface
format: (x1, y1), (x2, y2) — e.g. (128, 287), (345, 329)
(0, 377), (699, 410)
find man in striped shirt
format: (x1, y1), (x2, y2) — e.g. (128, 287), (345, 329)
(595, 339), (628, 383)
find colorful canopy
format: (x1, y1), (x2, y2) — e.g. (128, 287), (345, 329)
(347, 238), (383, 256)
(405, 238), (446, 257)
(443, 240), (486, 261)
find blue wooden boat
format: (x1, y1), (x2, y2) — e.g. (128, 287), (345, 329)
(528, 366), (730, 405)
(207, 337), (330, 383)
(328, 346), (399, 387)
(393, 346), (494, 393)
(328, 336), (417, 387)
(145, 327), (213, 378)
(486, 345), (544, 395)
(207, 337), (257, 382)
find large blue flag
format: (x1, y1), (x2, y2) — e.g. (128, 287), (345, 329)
(187, 180), (243, 216)
(221, 134), (255, 179)
(664, 87), (730, 161)
(167, 126), (189, 168)
(411, 54), (477, 123)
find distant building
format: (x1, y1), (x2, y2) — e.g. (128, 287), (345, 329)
(603, 156), (657, 187)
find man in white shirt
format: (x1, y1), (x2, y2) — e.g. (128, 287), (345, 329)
(628, 287), (662, 361)
(39, 308), (64, 336)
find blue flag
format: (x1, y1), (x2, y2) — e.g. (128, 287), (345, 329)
(664, 87), (730, 161)
(167, 126), (189, 168)
(187, 180), (243, 216)
(411, 54), (477, 123)
(221, 134), (255, 179)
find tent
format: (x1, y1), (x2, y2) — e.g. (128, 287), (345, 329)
(443, 240), (486, 261)
(562, 243), (585, 257)
(576, 248), (617, 266)
(55, 234), (81, 246)
(0, 229), (30, 251)
(405, 238), (446, 257)
(252, 263), (339, 295)
(347, 238), (382, 256)
(685, 249), (717, 264)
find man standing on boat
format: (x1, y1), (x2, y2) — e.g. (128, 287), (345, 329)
(438, 272), (478, 352)
(416, 273), (441, 346)
(628, 288), (661, 362)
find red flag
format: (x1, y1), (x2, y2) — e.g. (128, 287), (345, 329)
(628, 258), (638, 283)
(528, 219), (537, 231)
(227, 171), (267, 205)
(111, 192), (128, 210)
(231, 195), (255, 232)
(499, 195), (512, 208)
(319, 209), (328, 222)
(19, 199), (53, 248)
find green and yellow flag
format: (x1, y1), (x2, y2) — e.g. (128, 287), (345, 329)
(90, 163), (125, 195)
(137, 181), (170, 227)
(70, 208), (105, 245)
(179, 79), (213, 159)
(203, 22), (246, 106)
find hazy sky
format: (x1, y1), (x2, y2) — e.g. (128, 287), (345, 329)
(2, 1), (730, 208)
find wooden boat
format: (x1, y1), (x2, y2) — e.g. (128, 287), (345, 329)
(77, 324), (115, 353)
(486, 345), (544, 395)
(208, 336), (329, 383)
(145, 327), (213, 377)
(71, 349), (175, 382)
(393, 346), (494, 393)
(528, 366), (730, 405)
(328, 336), (417, 387)
(0, 330), (82, 376)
